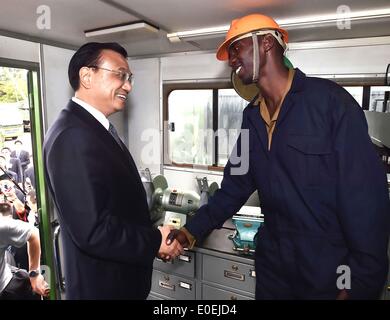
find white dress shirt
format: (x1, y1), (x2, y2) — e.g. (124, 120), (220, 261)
(72, 97), (109, 130)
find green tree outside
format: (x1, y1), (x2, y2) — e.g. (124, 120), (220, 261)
(0, 67), (28, 103)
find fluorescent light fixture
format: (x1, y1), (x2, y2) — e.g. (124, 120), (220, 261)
(85, 21), (159, 37)
(167, 8), (390, 42)
(277, 8), (390, 27)
(167, 26), (228, 43)
(288, 35), (390, 50)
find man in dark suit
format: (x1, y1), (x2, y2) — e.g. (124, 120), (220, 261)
(43, 42), (183, 300)
(24, 166), (35, 190)
(1, 148), (22, 184)
(0, 156), (17, 183)
(11, 140), (30, 184)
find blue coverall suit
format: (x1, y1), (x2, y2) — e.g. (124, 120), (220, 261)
(185, 68), (390, 299)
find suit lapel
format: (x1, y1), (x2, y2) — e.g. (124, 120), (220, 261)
(118, 139), (141, 176)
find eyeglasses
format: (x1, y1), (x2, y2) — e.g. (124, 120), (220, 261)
(88, 65), (134, 85)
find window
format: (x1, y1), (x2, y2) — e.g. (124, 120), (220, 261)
(369, 86), (390, 112)
(343, 86), (363, 107)
(342, 85), (390, 112)
(164, 84), (247, 169)
(218, 89), (246, 166)
(167, 89), (213, 166)
(0, 67), (28, 140)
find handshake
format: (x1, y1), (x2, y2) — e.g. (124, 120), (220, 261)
(157, 226), (190, 261)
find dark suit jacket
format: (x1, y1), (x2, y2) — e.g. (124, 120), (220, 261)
(43, 100), (161, 299)
(11, 150), (30, 169)
(8, 158), (22, 183)
(24, 166), (35, 189)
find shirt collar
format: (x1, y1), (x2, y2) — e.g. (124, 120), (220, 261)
(71, 97), (109, 130)
(260, 68), (295, 125)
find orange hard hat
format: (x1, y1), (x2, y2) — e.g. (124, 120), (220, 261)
(216, 14), (288, 61)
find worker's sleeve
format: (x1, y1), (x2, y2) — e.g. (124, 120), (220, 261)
(180, 227), (196, 249)
(334, 93), (390, 299)
(185, 109), (257, 241)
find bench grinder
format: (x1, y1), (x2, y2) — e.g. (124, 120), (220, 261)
(140, 169), (219, 229)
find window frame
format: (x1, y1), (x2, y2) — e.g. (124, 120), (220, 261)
(163, 81), (236, 171)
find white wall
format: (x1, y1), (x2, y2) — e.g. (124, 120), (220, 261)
(0, 35), (39, 63)
(286, 37), (390, 76)
(161, 52), (229, 81)
(127, 57), (161, 175)
(40, 45), (74, 130)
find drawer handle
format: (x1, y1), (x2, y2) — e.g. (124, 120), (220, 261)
(179, 254), (192, 263)
(159, 280), (175, 291)
(156, 257), (173, 264)
(387, 286), (390, 292)
(230, 295), (237, 300)
(224, 270), (245, 281)
(179, 281), (192, 290)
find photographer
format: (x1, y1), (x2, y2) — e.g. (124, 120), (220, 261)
(0, 202), (50, 300)
(0, 177), (30, 223)
(0, 156), (17, 183)
(0, 177), (33, 270)
(1, 147), (22, 184)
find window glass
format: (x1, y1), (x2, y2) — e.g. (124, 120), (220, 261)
(343, 86), (363, 107)
(369, 86), (390, 112)
(168, 90), (213, 165)
(217, 89), (246, 166)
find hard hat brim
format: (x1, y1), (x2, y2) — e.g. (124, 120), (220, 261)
(217, 28), (288, 61)
(231, 56), (294, 102)
(231, 71), (260, 102)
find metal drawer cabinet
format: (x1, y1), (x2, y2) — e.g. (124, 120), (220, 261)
(202, 284), (254, 300)
(151, 269), (195, 300)
(153, 251), (195, 278)
(202, 255), (256, 294)
(147, 294), (167, 300)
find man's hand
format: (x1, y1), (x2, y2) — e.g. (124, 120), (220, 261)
(166, 229), (190, 248)
(30, 274), (50, 297)
(158, 225), (184, 261)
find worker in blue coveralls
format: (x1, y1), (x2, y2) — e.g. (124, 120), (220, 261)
(167, 13), (390, 299)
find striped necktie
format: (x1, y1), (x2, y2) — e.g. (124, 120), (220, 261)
(108, 123), (123, 150)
